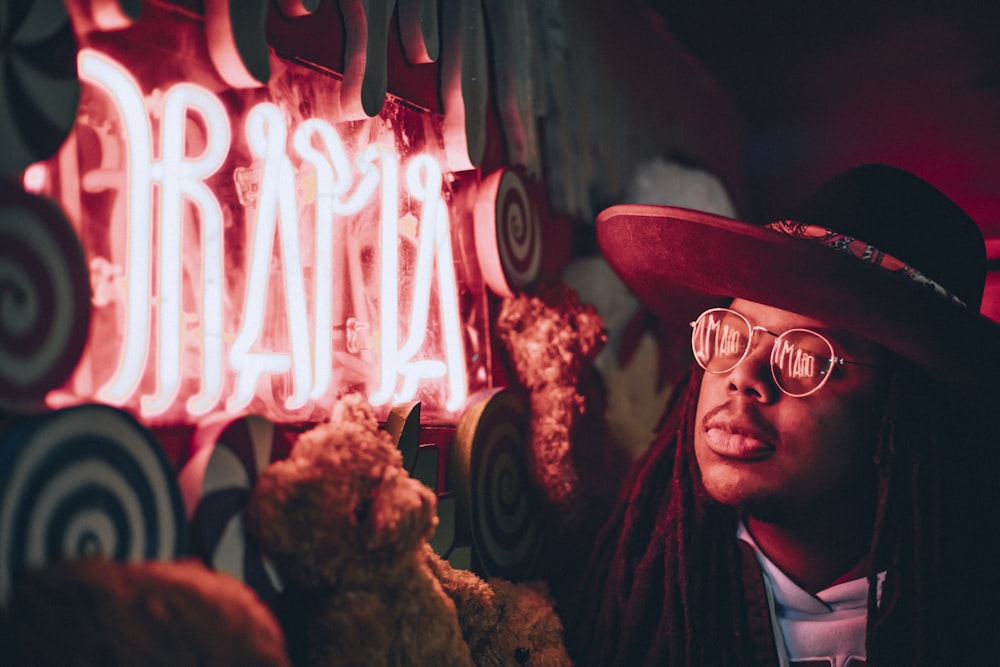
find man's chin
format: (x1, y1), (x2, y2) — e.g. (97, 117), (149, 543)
(735, 498), (795, 526)
(703, 483), (791, 525)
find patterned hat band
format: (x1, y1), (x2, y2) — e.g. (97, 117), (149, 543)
(767, 220), (967, 308)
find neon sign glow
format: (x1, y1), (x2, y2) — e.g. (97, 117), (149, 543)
(36, 38), (488, 427)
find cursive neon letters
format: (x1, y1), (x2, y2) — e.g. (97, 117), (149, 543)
(77, 49), (468, 420)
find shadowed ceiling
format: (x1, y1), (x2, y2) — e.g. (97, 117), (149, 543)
(650, 0), (1000, 244)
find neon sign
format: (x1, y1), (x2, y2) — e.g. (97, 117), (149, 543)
(36, 37), (488, 427)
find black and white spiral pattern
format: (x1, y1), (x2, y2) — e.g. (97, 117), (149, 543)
(453, 387), (540, 579)
(0, 183), (90, 410)
(179, 414), (293, 602)
(0, 404), (186, 604)
(0, 0), (80, 174)
(494, 168), (541, 291)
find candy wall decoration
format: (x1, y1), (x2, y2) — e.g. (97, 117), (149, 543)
(190, 0), (519, 170)
(0, 0), (81, 175)
(339, 0), (397, 118)
(178, 414), (294, 601)
(430, 492), (470, 566)
(385, 401), (470, 566)
(385, 401), (422, 471)
(482, 0), (540, 172)
(398, 0), (440, 64)
(0, 0), (552, 185)
(441, 0), (488, 171)
(452, 387), (540, 579)
(0, 404), (186, 604)
(69, 0), (142, 31)
(0, 183), (91, 411)
(474, 167), (543, 298)
(205, 0), (271, 88)
(276, 0), (321, 18)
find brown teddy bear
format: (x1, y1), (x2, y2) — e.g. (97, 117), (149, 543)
(495, 281), (619, 528)
(496, 281), (630, 613)
(424, 546), (573, 667)
(0, 557), (290, 666)
(243, 395), (474, 667)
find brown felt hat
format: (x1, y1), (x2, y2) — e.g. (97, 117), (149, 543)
(596, 164), (1000, 390)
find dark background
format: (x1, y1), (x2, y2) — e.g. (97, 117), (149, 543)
(651, 0), (1000, 245)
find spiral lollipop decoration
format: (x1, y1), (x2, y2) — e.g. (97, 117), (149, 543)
(178, 414), (294, 602)
(0, 183), (91, 411)
(474, 167), (543, 298)
(0, 0), (81, 174)
(0, 404), (186, 604)
(452, 387), (541, 579)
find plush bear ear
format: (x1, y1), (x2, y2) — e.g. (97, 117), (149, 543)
(362, 471), (437, 552)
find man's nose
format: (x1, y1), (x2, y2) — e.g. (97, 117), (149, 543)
(725, 337), (779, 403)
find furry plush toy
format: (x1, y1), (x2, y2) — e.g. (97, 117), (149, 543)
(424, 546), (573, 667)
(0, 558), (289, 666)
(495, 281), (623, 535)
(244, 394), (574, 666)
(243, 395), (473, 667)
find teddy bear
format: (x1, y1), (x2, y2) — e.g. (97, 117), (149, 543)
(423, 545), (573, 667)
(243, 394), (474, 667)
(495, 281), (629, 611)
(0, 557), (290, 666)
(495, 282), (625, 536)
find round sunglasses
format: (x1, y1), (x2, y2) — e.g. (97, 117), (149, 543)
(690, 307), (879, 397)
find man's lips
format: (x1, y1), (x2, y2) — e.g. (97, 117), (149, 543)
(701, 406), (778, 460)
(703, 427), (774, 459)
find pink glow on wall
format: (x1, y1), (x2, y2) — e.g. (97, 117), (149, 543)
(32, 18), (489, 428)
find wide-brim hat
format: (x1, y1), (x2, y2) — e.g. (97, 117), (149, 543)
(596, 164), (1000, 391)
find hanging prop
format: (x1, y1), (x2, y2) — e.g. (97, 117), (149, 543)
(441, 0), (488, 170)
(205, 0), (271, 88)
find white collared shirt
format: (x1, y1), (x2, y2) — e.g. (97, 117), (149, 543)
(738, 524), (875, 667)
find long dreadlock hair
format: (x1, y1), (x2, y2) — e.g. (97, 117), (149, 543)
(564, 361), (1000, 666)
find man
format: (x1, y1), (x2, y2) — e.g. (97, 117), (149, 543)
(565, 164), (1000, 665)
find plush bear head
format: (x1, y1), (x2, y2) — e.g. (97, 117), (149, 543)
(425, 545), (573, 667)
(243, 395), (473, 667)
(486, 578), (574, 667)
(244, 395), (437, 591)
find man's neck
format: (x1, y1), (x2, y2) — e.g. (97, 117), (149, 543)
(744, 509), (873, 594)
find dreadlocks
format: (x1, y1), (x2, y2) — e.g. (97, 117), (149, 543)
(866, 359), (999, 665)
(564, 362), (999, 666)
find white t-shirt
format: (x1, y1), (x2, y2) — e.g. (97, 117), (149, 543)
(738, 524), (874, 667)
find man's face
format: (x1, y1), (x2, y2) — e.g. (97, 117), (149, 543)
(693, 299), (888, 525)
